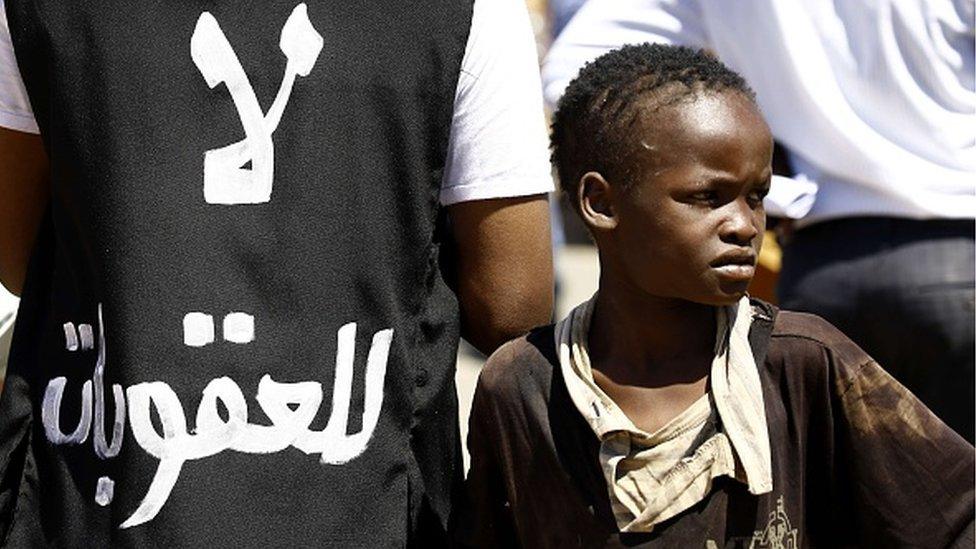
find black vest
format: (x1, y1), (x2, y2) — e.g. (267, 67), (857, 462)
(1, 1), (472, 545)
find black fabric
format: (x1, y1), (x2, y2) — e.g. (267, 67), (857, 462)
(778, 217), (975, 442)
(459, 300), (976, 548)
(1, 1), (472, 546)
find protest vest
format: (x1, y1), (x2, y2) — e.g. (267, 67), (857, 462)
(1, 0), (471, 545)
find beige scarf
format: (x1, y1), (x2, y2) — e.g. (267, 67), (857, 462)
(554, 296), (772, 532)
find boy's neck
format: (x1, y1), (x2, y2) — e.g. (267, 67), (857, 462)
(588, 271), (717, 385)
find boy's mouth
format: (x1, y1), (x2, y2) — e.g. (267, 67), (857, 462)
(710, 250), (757, 281)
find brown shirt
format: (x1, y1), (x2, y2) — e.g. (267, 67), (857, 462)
(458, 301), (975, 548)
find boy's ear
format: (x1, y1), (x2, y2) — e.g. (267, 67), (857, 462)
(578, 171), (617, 231)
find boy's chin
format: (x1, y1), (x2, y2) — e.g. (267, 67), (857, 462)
(717, 279), (752, 302)
(694, 285), (751, 307)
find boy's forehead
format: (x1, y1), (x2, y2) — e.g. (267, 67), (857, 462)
(622, 90), (772, 186)
(634, 90), (765, 144)
(630, 91), (770, 160)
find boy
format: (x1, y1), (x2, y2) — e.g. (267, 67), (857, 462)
(460, 44), (974, 548)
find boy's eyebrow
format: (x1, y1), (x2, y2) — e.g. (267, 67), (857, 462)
(685, 169), (773, 189)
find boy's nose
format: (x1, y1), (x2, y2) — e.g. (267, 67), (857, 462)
(719, 204), (759, 245)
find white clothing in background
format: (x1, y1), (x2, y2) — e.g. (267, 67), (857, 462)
(0, 0), (32, 133)
(542, 0), (976, 225)
(0, 287), (16, 373)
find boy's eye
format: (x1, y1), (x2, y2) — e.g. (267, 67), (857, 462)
(691, 191), (719, 204)
(747, 186), (770, 206)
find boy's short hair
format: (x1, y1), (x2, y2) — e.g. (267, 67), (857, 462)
(550, 44), (756, 209)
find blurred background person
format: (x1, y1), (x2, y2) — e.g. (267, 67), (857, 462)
(542, 0), (975, 441)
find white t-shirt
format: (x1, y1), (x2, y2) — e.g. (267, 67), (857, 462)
(542, 0), (976, 224)
(0, 0), (554, 206)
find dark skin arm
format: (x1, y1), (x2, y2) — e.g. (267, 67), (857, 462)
(448, 194), (553, 356)
(0, 127), (48, 296)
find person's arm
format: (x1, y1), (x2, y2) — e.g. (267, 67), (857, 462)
(448, 196), (552, 356)
(0, 127), (48, 296)
(441, 0), (555, 355)
(542, 0), (709, 108)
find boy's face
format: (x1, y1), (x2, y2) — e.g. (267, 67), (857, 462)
(586, 90), (772, 306)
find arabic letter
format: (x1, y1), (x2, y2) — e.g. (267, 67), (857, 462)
(121, 381), (189, 529)
(42, 377), (93, 446)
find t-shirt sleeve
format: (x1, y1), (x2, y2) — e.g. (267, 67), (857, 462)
(832, 358), (975, 546)
(0, 0), (38, 134)
(439, 0), (554, 206)
(541, 0), (710, 108)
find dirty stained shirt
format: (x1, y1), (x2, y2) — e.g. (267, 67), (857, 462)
(459, 302), (975, 548)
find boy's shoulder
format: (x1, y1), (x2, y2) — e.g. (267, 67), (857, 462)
(475, 305), (879, 403)
(762, 304), (877, 388)
(477, 324), (560, 404)
(770, 309), (867, 360)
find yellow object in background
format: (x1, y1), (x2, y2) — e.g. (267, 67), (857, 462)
(750, 230), (781, 304)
